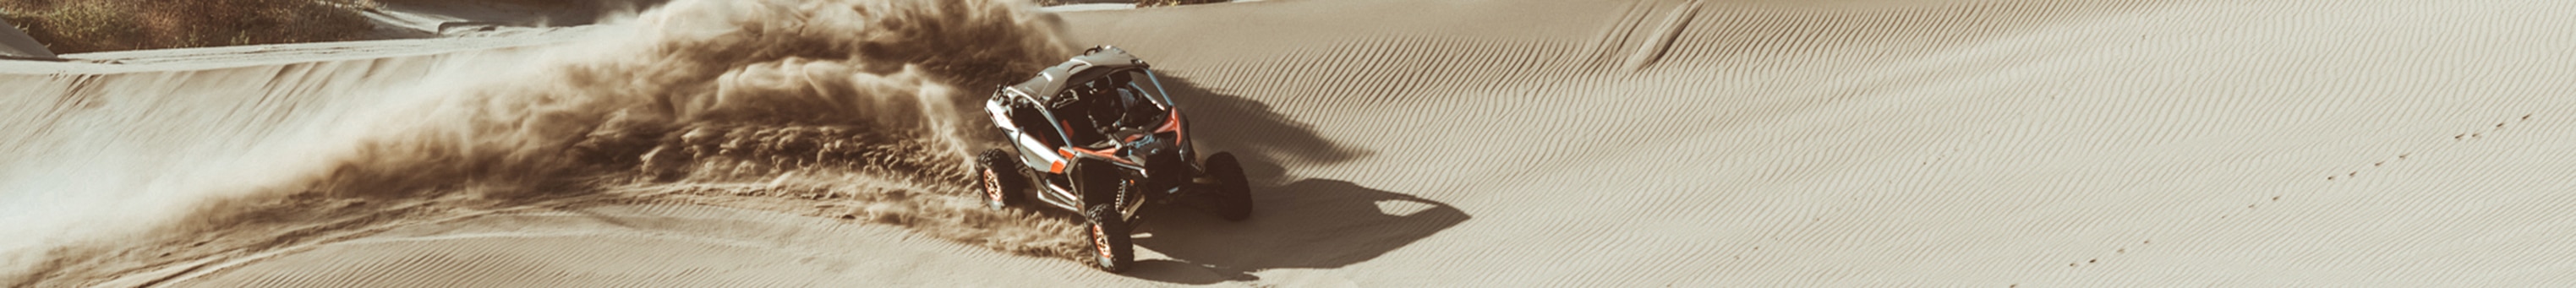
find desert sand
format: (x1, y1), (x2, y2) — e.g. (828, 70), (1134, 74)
(8, 0), (2576, 286)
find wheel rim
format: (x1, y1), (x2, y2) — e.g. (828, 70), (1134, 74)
(982, 169), (1004, 204)
(1091, 224), (1114, 264)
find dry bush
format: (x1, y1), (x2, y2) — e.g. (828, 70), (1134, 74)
(1135, 0), (1222, 8)
(0, 0), (372, 53)
(380, 0), (584, 10)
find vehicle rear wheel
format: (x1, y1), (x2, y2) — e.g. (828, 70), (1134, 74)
(1084, 203), (1135, 273)
(976, 149), (1024, 209)
(1204, 152), (1254, 221)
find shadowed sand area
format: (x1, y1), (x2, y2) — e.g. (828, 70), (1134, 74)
(0, 17), (52, 59)
(8, 0), (2576, 286)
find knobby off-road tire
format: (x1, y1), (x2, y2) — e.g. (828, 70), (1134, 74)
(1075, 160), (1135, 272)
(1084, 203), (1135, 273)
(976, 149), (1025, 209)
(1204, 152), (1254, 221)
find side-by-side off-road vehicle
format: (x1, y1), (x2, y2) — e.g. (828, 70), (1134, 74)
(973, 46), (1254, 273)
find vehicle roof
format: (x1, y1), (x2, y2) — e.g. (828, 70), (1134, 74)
(1006, 46), (1147, 102)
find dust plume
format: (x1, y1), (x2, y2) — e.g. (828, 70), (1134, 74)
(3, 0), (1082, 285)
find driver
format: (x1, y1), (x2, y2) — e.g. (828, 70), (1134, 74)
(1047, 80), (1130, 146)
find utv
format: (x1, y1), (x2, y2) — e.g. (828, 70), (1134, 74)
(973, 46), (1254, 273)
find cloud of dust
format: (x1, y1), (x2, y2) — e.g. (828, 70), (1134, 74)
(4, 0), (1078, 285)
(314, 0), (1066, 196)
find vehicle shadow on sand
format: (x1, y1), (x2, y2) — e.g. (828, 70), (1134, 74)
(1117, 74), (1471, 284)
(1129, 177), (1469, 284)
(1151, 73), (1367, 168)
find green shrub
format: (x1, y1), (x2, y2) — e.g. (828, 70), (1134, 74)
(0, 0), (374, 53)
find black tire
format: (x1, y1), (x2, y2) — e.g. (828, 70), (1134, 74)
(1072, 160), (1135, 272)
(976, 149), (1024, 209)
(1204, 152), (1254, 221)
(1084, 201), (1136, 273)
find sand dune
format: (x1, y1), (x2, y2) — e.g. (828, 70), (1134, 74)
(8, 0), (2576, 286)
(1041, 0), (2576, 285)
(0, 17), (51, 59)
(0, 43), (567, 287)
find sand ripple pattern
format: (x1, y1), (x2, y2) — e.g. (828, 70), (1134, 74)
(14, 0), (2576, 285)
(1060, 0), (2576, 285)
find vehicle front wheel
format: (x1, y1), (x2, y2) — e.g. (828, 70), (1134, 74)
(1084, 204), (1135, 273)
(1204, 152), (1254, 221)
(976, 149), (1024, 209)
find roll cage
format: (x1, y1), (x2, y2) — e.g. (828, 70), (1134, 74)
(984, 46), (1187, 174)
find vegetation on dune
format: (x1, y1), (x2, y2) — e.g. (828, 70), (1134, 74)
(1027, 0), (1225, 8)
(380, 0), (573, 9)
(0, 0), (375, 53)
(0, 0), (1229, 54)
(1133, 0), (1222, 7)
